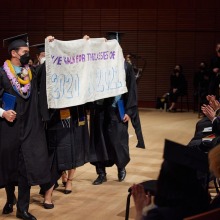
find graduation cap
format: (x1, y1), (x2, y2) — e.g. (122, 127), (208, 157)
(106, 31), (124, 43)
(3, 33), (29, 53)
(30, 43), (45, 54)
(163, 139), (209, 173)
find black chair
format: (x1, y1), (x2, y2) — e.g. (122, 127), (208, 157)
(180, 81), (189, 112)
(180, 93), (189, 112)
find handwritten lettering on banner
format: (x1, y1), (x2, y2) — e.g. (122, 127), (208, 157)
(45, 38), (127, 109)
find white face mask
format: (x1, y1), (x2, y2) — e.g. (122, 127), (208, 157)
(40, 57), (46, 64)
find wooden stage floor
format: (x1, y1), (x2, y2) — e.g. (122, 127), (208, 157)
(0, 109), (200, 220)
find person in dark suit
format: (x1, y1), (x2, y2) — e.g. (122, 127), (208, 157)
(208, 43), (220, 99)
(132, 159), (210, 220)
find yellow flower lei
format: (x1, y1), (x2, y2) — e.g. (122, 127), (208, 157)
(6, 60), (32, 85)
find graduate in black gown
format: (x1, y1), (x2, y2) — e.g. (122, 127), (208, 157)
(37, 36), (90, 209)
(90, 32), (138, 185)
(0, 34), (50, 220)
(126, 54), (145, 149)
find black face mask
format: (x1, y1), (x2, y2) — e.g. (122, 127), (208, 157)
(20, 53), (30, 66)
(174, 69), (179, 73)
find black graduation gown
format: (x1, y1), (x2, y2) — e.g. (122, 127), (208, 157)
(169, 73), (186, 102)
(90, 61), (137, 168)
(0, 67), (50, 187)
(37, 63), (90, 171)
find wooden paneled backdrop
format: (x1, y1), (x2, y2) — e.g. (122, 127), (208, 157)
(0, 0), (220, 108)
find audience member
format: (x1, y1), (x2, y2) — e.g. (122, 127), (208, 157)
(193, 61), (210, 113)
(208, 43), (220, 99)
(132, 160), (209, 220)
(168, 64), (186, 112)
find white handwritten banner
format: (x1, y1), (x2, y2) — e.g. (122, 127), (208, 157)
(45, 38), (127, 109)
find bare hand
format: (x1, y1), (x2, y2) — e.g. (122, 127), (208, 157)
(213, 68), (220, 73)
(131, 184), (151, 220)
(83, 35), (90, 40)
(201, 104), (215, 121)
(2, 110), (16, 122)
(123, 114), (130, 123)
(206, 95), (216, 103)
(173, 88), (178, 93)
(209, 99), (220, 111)
(46, 36), (55, 42)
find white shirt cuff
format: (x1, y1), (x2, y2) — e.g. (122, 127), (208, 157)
(212, 117), (217, 123)
(0, 108), (5, 118)
(142, 203), (157, 216)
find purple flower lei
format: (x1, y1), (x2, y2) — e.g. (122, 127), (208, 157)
(3, 60), (31, 99)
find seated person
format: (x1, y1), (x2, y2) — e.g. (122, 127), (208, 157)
(193, 61), (210, 111)
(188, 95), (220, 147)
(132, 160), (210, 220)
(168, 64), (186, 112)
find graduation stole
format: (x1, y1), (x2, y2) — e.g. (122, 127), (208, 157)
(3, 60), (32, 99)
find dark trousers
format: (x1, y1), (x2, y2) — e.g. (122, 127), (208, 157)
(95, 162), (106, 175)
(5, 150), (31, 211)
(131, 107), (145, 148)
(95, 162), (125, 175)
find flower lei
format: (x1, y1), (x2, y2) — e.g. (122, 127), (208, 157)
(3, 60), (32, 99)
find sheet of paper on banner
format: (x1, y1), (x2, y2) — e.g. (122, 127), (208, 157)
(45, 38), (128, 109)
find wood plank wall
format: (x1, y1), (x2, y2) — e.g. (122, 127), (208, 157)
(0, 0), (219, 108)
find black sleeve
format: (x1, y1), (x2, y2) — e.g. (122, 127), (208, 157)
(123, 62), (137, 117)
(36, 63), (50, 121)
(0, 70), (5, 100)
(212, 117), (220, 135)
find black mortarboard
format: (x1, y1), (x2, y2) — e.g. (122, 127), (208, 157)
(3, 33), (29, 53)
(163, 139), (209, 173)
(30, 43), (45, 54)
(106, 31), (124, 42)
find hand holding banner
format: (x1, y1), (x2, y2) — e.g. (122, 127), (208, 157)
(45, 38), (127, 109)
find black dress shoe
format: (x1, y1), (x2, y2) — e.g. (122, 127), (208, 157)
(136, 142), (145, 149)
(92, 174), (107, 185)
(43, 202), (54, 209)
(2, 202), (14, 214)
(64, 189), (72, 194)
(16, 210), (37, 220)
(118, 168), (126, 182)
(2, 194), (17, 214)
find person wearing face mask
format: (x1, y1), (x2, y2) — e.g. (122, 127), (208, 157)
(208, 43), (220, 99)
(29, 43), (46, 68)
(167, 64), (186, 112)
(0, 34), (50, 220)
(193, 62), (210, 115)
